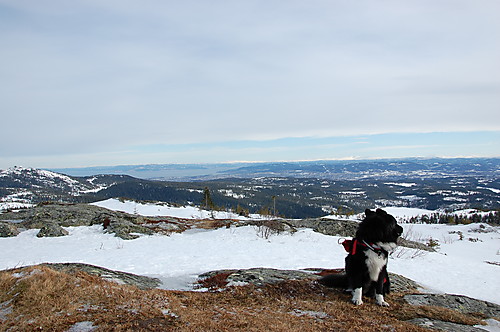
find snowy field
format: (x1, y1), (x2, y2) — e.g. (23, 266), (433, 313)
(0, 200), (499, 306)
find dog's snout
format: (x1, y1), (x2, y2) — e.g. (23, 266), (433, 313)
(395, 225), (403, 236)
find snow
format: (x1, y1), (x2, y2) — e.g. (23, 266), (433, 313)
(0, 226), (343, 292)
(480, 187), (500, 194)
(385, 182), (417, 187)
(393, 223), (500, 304)
(91, 198), (264, 220)
(1, 201), (499, 306)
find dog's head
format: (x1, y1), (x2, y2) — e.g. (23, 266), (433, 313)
(356, 208), (403, 244)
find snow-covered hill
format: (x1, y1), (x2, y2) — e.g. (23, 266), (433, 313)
(0, 166), (88, 192)
(0, 167), (118, 211)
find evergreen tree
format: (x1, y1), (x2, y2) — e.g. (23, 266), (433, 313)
(202, 187), (215, 210)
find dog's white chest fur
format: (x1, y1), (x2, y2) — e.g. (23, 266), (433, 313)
(365, 250), (387, 281)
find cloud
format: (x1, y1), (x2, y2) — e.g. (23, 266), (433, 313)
(0, 0), (499, 167)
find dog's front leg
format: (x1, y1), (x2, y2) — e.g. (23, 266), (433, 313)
(351, 287), (363, 305)
(375, 268), (390, 307)
(349, 273), (364, 305)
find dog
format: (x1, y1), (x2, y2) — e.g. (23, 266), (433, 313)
(319, 208), (403, 306)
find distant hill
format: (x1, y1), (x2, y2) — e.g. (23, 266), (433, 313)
(49, 158), (500, 181)
(1, 158), (499, 218)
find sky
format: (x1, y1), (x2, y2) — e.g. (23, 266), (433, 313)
(1, 0), (499, 169)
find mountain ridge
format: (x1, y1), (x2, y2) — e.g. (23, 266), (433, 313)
(1, 158), (499, 219)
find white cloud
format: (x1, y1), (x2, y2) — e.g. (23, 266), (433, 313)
(0, 0), (499, 166)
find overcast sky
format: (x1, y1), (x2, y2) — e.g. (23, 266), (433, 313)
(1, 0), (499, 169)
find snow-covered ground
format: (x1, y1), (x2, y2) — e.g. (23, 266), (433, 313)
(1, 201), (499, 306)
(91, 198), (265, 220)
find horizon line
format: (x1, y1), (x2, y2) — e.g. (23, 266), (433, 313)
(40, 155), (500, 170)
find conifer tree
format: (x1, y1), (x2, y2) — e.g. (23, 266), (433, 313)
(202, 187), (215, 210)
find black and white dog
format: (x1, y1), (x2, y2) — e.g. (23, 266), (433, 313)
(319, 208), (403, 306)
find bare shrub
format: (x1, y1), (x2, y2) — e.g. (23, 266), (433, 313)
(393, 225), (429, 259)
(255, 219), (285, 239)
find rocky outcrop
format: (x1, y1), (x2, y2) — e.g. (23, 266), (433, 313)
(0, 203), (153, 240)
(198, 268), (316, 288)
(41, 263), (161, 290)
(0, 222), (20, 237)
(404, 293), (500, 318)
(285, 218), (359, 238)
(197, 268), (420, 293)
(37, 223), (69, 237)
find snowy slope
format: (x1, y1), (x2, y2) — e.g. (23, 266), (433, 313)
(91, 198), (265, 220)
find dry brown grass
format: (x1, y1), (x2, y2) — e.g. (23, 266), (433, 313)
(0, 266), (487, 331)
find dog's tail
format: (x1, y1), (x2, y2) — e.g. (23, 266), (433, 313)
(318, 273), (349, 288)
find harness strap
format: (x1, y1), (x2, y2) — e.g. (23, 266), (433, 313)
(340, 238), (384, 256)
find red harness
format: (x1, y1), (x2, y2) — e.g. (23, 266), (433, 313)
(340, 238), (384, 256)
(341, 238), (358, 255)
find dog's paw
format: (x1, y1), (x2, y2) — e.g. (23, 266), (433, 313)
(351, 288), (363, 305)
(352, 298), (363, 305)
(376, 294), (390, 307)
(377, 300), (390, 307)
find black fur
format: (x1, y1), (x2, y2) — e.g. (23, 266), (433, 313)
(319, 208), (403, 306)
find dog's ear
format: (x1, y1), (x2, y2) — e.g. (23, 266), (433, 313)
(376, 208), (387, 216)
(365, 209), (375, 216)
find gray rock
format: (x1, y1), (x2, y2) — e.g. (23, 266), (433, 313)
(388, 273), (421, 293)
(0, 203), (155, 240)
(106, 219), (154, 240)
(404, 294), (500, 318)
(37, 223), (69, 237)
(408, 318), (486, 331)
(198, 268), (315, 288)
(0, 222), (20, 237)
(286, 218), (359, 237)
(199, 268), (420, 293)
(226, 268), (315, 286)
(41, 263), (161, 290)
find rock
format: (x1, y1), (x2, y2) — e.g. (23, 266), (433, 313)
(0, 203), (155, 240)
(387, 273), (421, 293)
(408, 318), (486, 332)
(199, 268), (316, 287)
(41, 263), (161, 290)
(404, 294), (500, 318)
(198, 268), (420, 293)
(0, 222), (20, 237)
(286, 218), (359, 237)
(107, 220), (154, 240)
(37, 223), (69, 237)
